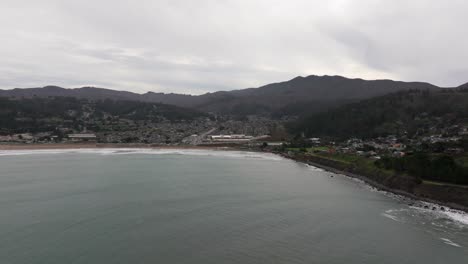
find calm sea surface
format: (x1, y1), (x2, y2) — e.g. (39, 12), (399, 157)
(0, 149), (467, 263)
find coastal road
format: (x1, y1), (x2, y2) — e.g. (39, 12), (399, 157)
(183, 127), (217, 145)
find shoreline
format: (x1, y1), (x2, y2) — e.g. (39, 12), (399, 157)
(306, 158), (467, 210)
(0, 143), (235, 151)
(1, 143), (467, 213)
(278, 152), (468, 213)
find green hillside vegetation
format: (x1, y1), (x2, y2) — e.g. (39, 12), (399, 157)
(0, 97), (208, 134)
(285, 146), (468, 185)
(290, 88), (468, 139)
(375, 153), (468, 185)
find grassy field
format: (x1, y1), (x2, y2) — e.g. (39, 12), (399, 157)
(423, 179), (468, 188)
(287, 147), (468, 185)
(287, 147), (395, 177)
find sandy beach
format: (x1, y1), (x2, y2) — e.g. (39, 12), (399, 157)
(0, 143), (235, 151)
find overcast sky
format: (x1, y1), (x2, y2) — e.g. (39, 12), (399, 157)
(0, 0), (467, 94)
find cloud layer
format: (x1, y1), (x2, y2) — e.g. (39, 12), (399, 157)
(1, 0), (467, 94)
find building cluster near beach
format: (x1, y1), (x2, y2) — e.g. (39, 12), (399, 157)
(0, 115), (466, 154)
(301, 127), (467, 160)
(0, 115), (285, 146)
(0, 131), (274, 146)
(0, 95), (465, 179)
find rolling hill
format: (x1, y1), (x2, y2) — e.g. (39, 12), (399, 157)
(0, 75), (441, 117)
(290, 87), (468, 139)
(0, 97), (208, 134)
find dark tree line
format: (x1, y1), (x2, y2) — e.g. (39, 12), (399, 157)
(375, 153), (468, 185)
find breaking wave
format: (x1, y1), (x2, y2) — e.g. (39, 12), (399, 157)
(305, 164), (325, 172)
(330, 172), (468, 228)
(380, 204), (468, 232)
(0, 148), (285, 161)
(440, 238), (462, 247)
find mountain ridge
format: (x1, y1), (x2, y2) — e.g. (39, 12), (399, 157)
(0, 75), (447, 116)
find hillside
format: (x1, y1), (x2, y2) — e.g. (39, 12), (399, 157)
(0, 86), (143, 101)
(0, 97), (208, 134)
(0, 75), (440, 117)
(196, 75), (438, 115)
(291, 88), (468, 139)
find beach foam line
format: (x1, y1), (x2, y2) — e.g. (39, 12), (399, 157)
(381, 212), (401, 222)
(305, 164), (325, 172)
(407, 202), (468, 227)
(333, 172), (468, 227)
(443, 210), (468, 226)
(0, 148), (285, 161)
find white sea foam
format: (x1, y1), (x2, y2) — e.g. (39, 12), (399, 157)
(333, 172), (468, 227)
(407, 202), (468, 227)
(440, 238), (462, 247)
(444, 211), (468, 226)
(305, 164), (324, 172)
(0, 148), (284, 161)
(382, 212), (401, 222)
(334, 175), (468, 227)
(379, 204), (468, 230)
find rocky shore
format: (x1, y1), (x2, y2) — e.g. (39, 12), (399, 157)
(279, 152), (468, 212)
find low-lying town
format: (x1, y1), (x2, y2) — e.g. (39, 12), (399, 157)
(0, 116), (285, 146)
(1, 115), (466, 157)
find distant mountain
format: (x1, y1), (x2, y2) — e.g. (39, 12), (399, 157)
(0, 75), (442, 116)
(290, 89), (468, 139)
(191, 75), (440, 116)
(0, 86), (143, 101)
(458, 82), (468, 90)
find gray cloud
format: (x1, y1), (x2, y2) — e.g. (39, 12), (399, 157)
(0, 0), (467, 94)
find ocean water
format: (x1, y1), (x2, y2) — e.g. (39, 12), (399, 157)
(0, 148), (467, 263)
